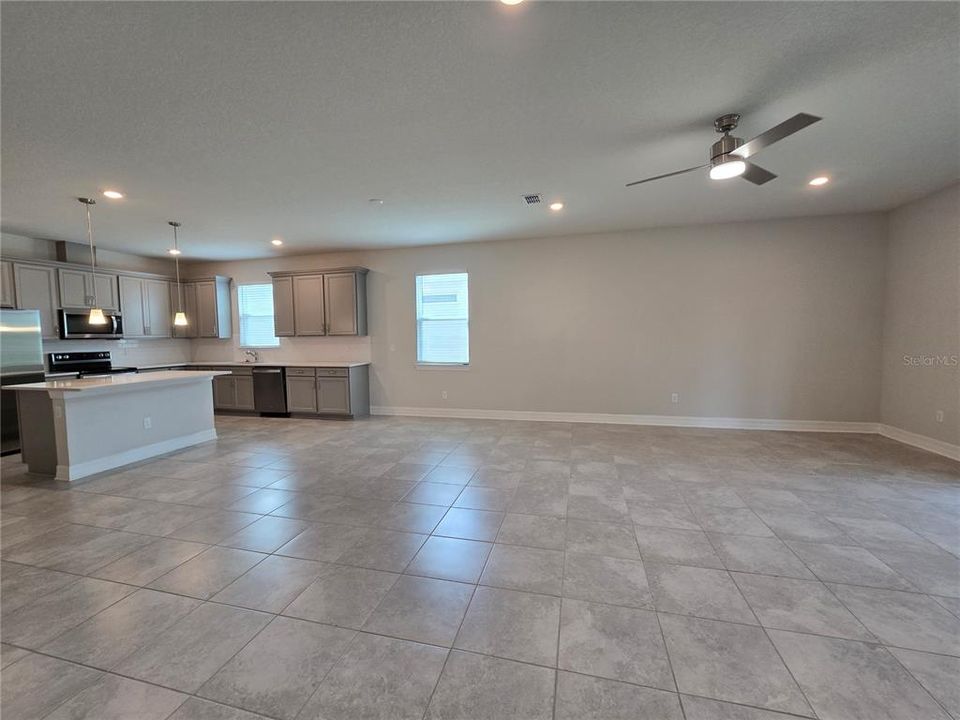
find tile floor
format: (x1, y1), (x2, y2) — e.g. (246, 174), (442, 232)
(1, 415), (958, 720)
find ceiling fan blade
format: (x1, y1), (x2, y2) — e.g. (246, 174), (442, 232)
(740, 162), (777, 185)
(626, 164), (708, 187)
(731, 113), (822, 159)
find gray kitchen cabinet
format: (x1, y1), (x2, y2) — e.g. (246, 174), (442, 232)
(1, 260), (15, 307)
(272, 276), (295, 336)
(316, 376), (350, 415)
(268, 268), (368, 337)
(285, 373), (319, 413)
(57, 268), (119, 311)
(144, 279), (172, 337)
(195, 277), (232, 339)
(212, 367), (255, 412)
(213, 374), (236, 409)
(234, 375), (255, 411)
(292, 275), (326, 335)
(171, 282), (198, 338)
(13, 263), (59, 338)
(119, 276), (146, 336)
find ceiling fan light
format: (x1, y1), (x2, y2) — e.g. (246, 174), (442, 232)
(88, 307), (108, 325)
(173, 311), (188, 327)
(709, 158), (747, 180)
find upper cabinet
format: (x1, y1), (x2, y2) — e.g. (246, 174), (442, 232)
(12, 263), (59, 338)
(0, 261), (14, 308)
(269, 267), (368, 337)
(57, 268), (119, 311)
(170, 276), (231, 339)
(119, 275), (173, 338)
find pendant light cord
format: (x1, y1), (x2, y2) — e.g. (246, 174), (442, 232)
(172, 222), (183, 312)
(83, 200), (99, 307)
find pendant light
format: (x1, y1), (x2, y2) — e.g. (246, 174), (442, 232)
(78, 197), (108, 325)
(169, 221), (188, 326)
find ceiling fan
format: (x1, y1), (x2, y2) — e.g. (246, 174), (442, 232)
(626, 112), (822, 187)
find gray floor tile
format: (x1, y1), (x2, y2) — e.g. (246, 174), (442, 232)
(298, 633), (446, 720)
(211, 555), (329, 612)
(335, 528), (427, 572)
(455, 586), (560, 666)
(91, 538), (208, 585)
(406, 535), (492, 583)
(115, 602), (271, 693)
(829, 584), (960, 655)
(0, 565), (78, 616)
(423, 465), (476, 485)
(0, 652), (102, 720)
(770, 629), (951, 720)
(870, 545), (960, 598)
(168, 698), (270, 720)
(508, 484), (568, 516)
(220, 515), (310, 552)
(889, 648), (960, 719)
(283, 565), (398, 628)
(425, 650), (555, 720)
(710, 533), (816, 579)
(0, 643), (29, 669)
(166, 511), (260, 544)
(379, 501), (447, 533)
(226, 488), (300, 514)
(562, 552), (653, 608)
(787, 541), (915, 590)
(565, 519), (640, 559)
(555, 671), (683, 720)
(647, 562), (757, 624)
(682, 695), (816, 719)
(43, 674), (188, 720)
(733, 573), (875, 640)
(692, 506), (774, 537)
(2, 576), (134, 649)
(434, 507), (504, 542)
(3, 524), (154, 575)
(626, 501), (700, 530)
(496, 513), (565, 549)
(403, 481), (464, 506)
(199, 616), (354, 719)
(479, 544), (564, 594)
(559, 598), (674, 688)
(454, 486), (515, 512)
(41, 588), (200, 669)
(567, 494), (630, 523)
(634, 526), (724, 568)
(148, 546), (266, 599)
(756, 510), (849, 544)
(659, 613), (812, 716)
(274, 522), (368, 562)
(363, 574), (473, 646)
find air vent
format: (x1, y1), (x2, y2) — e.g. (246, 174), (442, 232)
(522, 194), (542, 205)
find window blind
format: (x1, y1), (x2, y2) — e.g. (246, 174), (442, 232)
(238, 283), (280, 348)
(416, 273), (469, 364)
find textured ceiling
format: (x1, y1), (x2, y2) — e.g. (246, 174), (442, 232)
(2, 1), (957, 260)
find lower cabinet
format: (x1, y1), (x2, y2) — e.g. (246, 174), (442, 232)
(286, 375), (318, 413)
(285, 366), (369, 417)
(212, 368), (256, 411)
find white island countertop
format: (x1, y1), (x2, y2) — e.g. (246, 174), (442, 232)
(13, 370), (229, 395)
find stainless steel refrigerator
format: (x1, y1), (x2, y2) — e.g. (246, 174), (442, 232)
(1, 309), (45, 455)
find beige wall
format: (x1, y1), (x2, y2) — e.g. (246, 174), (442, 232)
(189, 212), (888, 423)
(880, 184), (960, 445)
(1, 232), (176, 276)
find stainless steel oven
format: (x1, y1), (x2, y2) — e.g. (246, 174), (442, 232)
(58, 309), (124, 339)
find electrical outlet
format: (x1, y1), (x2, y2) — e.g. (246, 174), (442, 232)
(671, 393), (679, 404)
(143, 417), (152, 430)
(441, 390), (448, 400)
(935, 410), (944, 423)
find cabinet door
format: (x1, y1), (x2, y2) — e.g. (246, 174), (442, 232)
(0, 261), (14, 308)
(144, 280), (171, 336)
(272, 277), (295, 336)
(292, 275), (325, 335)
(58, 269), (91, 308)
(213, 375), (236, 409)
(234, 376), (255, 410)
(196, 281), (218, 337)
(286, 376), (318, 413)
(323, 272), (358, 335)
(118, 276), (146, 337)
(170, 282), (190, 337)
(317, 377), (351, 415)
(14, 264), (59, 338)
(93, 273), (119, 311)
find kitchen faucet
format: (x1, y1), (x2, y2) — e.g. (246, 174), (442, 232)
(243, 349), (260, 363)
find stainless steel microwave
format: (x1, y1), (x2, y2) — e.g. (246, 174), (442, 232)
(58, 309), (124, 339)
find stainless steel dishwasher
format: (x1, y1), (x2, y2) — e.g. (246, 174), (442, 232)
(252, 366), (289, 415)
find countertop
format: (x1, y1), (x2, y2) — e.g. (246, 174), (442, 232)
(136, 361), (371, 370)
(15, 370), (230, 394)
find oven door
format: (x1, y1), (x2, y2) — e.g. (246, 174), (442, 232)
(58, 310), (124, 339)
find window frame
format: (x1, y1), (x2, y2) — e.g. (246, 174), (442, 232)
(415, 271), (470, 368)
(237, 283), (281, 349)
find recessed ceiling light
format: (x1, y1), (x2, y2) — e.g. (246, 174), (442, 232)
(102, 190), (124, 199)
(808, 176), (830, 186)
(549, 202), (564, 211)
(368, 198), (384, 205)
(168, 248), (182, 256)
(500, 0), (524, 5)
(271, 239), (283, 246)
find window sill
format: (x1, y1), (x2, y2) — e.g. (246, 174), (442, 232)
(416, 363), (470, 371)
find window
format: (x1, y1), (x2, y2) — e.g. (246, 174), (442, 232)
(237, 284), (280, 347)
(416, 272), (469, 365)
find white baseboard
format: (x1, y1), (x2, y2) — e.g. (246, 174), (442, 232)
(370, 405), (878, 434)
(878, 424), (960, 461)
(56, 428), (219, 481)
(371, 406), (960, 461)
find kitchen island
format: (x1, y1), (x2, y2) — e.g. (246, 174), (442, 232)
(11, 370), (228, 481)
